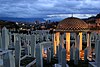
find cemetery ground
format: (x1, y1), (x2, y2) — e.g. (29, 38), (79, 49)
(43, 57), (89, 67)
(20, 55), (90, 67)
(0, 27), (97, 67)
(20, 42), (95, 67)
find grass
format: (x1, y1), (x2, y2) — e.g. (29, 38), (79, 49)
(43, 57), (89, 67)
(20, 57), (35, 66)
(43, 57), (58, 67)
(67, 60), (88, 67)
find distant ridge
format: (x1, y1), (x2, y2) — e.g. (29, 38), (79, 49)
(0, 17), (45, 22)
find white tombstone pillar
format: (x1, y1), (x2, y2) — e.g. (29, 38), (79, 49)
(3, 51), (15, 67)
(53, 33), (57, 55)
(95, 40), (100, 67)
(2, 27), (9, 50)
(75, 33), (80, 58)
(87, 32), (91, 57)
(61, 48), (66, 67)
(84, 48), (88, 61)
(51, 45), (54, 58)
(25, 45), (30, 56)
(46, 33), (49, 41)
(27, 34), (31, 55)
(75, 33), (79, 48)
(0, 33), (2, 48)
(15, 35), (21, 67)
(30, 34), (36, 57)
(95, 33), (98, 54)
(36, 44), (43, 67)
(74, 48), (79, 65)
(70, 44), (75, 61)
(9, 32), (12, 45)
(60, 33), (64, 47)
(47, 48), (51, 63)
(58, 45), (62, 64)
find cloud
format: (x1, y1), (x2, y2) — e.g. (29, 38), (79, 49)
(0, 0), (100, 18)
(45, 14), (96, 21)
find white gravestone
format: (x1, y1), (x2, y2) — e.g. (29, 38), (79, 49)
(15, 35), (21, 67)
(36, 44), (43, 67)
(2, 27), (9, 50)
(30, 34), (36, 57)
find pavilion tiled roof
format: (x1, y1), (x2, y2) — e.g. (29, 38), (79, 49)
(56, 17), (89, 32)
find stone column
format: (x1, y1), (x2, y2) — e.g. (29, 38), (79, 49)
(87, 32), (91, 57)
(3, 51), (15, 67)
(15, 34), (21, 67)
(66, 32), (70, 52)
(79, 32), (82, 51)
(30, 34), (36, 58)
(56, 32), (60, 46)
(61, 48), (66, 67)
(36, 44), (43, 67)
(1, 27), (9, 50)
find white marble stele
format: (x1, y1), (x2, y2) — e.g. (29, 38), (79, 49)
(89, 40), (100, 67)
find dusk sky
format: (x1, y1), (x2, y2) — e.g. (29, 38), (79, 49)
(0, 0), (100, 21)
